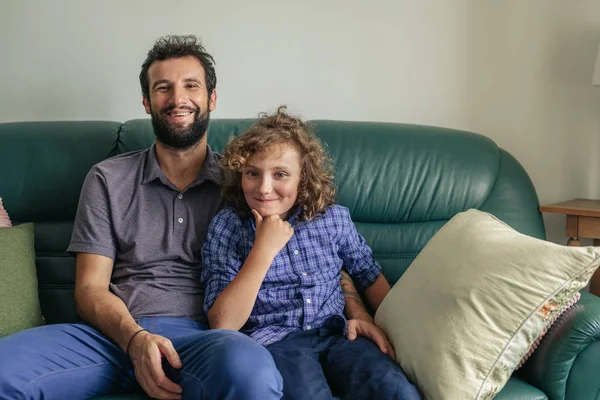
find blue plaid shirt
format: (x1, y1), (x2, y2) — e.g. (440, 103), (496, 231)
(201, 204), (381, 346)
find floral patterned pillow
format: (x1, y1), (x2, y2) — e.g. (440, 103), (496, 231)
(516, 291), (580, 369)
(0, 197), (12, 228)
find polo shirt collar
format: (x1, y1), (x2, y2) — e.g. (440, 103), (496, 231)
(142, 143), (222, 187)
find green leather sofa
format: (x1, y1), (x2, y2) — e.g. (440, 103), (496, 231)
(0, 119), (599, 400)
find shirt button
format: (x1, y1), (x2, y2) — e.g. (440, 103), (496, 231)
(178, 218), (184, 223)
(293, 250), (299, 255)
(178, 194), (183, 200)
(305, 325), (312, 330)
(306, 298), (311, 304)
(302, 272), (307, 276)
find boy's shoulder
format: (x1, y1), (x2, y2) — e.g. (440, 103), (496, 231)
(211, 206), (244, 228)
(322, 204), (352, 220)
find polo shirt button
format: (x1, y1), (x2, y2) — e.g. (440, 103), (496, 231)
(293, 250), (299, 255)
(302, 272), (307, 276)
(178, 218), (184, 223)
(178, 194), (183, 200)
(306, 325), (311, 330)
(306, 298), (311, 304)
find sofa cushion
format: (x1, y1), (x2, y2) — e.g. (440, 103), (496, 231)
(0, 121), (120, 222)
(0, 223), (44, 337)
(375, 209), (599, 400)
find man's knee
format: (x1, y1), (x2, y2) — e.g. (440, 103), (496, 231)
(181, 329), (282, 399)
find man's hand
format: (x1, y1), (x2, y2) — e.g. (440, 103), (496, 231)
(346, 318), (396, 361)
(128, 331), (183, 400)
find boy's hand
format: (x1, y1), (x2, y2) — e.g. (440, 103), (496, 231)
(252, 210), (294, 256)
(346, 318), (396, 361)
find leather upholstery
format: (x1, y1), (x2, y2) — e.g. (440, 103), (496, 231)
(0, 119), (597, 399)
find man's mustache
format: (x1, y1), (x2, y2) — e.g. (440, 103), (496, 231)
(160, 105), (199, 114)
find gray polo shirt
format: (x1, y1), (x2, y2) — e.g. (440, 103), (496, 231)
(68, 144), (222, 322)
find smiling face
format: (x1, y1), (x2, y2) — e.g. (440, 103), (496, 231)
(142, 56), (216, 149)
(241, 144), (302, 220)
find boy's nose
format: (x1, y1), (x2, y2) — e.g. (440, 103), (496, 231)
(259, 177), (272, 194)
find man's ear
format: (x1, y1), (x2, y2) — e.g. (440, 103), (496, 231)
(209, 89), (217, 112)
(142, 97), (151, 114)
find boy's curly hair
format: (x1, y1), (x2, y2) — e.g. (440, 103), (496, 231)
(221, 106), (336, 221)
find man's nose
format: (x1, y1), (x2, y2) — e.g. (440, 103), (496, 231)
(169, 85), (186, 106)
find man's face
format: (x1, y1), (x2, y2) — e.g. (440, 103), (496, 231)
(143, 56), (217, 149)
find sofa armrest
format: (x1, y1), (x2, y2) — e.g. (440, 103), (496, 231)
(518, 291), (600, 400)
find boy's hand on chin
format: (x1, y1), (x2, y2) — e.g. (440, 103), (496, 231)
(346, 318), (396, 361)
(252, 209), (294, 256)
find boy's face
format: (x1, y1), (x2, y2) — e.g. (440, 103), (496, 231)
(241, 144), (301, 220)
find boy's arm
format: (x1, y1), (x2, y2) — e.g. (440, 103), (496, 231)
(206, 246), (276, 330)
(203, 211), (293, 331)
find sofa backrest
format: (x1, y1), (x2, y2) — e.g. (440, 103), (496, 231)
(0, 119), (545, 324)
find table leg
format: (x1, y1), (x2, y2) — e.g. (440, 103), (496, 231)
(591, 239), (600, 297)
(566, 215), (580, 246)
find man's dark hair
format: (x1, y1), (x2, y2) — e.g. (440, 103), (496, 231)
(139, 35), (217, 101)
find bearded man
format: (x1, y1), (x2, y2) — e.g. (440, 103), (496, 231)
(0, 35), (283, 400)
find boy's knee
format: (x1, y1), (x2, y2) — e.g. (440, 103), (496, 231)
(376, 370), (422, 400)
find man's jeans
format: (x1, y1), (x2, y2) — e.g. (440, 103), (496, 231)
(266, 324), (422, 400)
(0, 317), (283, 400)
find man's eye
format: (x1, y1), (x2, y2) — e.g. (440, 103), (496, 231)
(156, 86), (169, 92)
(186, 84), (199, 89)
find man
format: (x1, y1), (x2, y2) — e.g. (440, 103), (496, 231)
(0, 35), (395, 400)
(0, 35), (282, 400)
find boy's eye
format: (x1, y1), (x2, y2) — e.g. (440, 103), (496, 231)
(275, 172), (288, 178)
(245, 171), (258, 177)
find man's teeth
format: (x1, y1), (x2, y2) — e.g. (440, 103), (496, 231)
(171, 112), (191, 117)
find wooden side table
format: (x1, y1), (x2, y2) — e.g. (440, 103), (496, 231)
(539, 199), (600, 296)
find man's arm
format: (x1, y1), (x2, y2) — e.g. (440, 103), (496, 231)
(341, 269), (374, 321)
(340, 270), (396, 360)
(75, 253), (183, 400)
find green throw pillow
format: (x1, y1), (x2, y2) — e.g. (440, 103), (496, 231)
(0, 223), (44, 337)
(375, 209), (600, 400)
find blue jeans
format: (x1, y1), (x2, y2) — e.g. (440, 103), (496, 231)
(266, 324), (422, 400)
(0, 317), (283, 400)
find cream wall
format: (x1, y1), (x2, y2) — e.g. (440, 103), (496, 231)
(1, 0), (599, 243)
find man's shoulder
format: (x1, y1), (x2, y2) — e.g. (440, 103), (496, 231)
(89, 149), (148, 179)
(89, 149), (149, 183)
(94, 149), (148, 170)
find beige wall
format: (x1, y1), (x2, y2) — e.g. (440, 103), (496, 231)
(1, 0), (599, 243)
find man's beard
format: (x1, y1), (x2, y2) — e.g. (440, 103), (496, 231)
(151, 105), (210, 150)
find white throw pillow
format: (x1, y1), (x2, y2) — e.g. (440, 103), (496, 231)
(375, 209), (599, 400)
